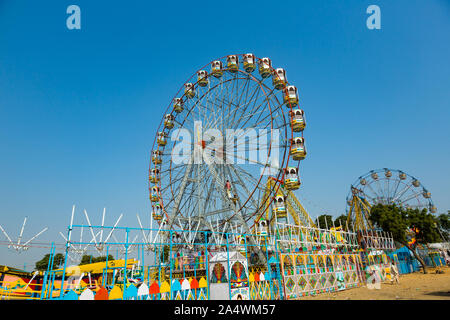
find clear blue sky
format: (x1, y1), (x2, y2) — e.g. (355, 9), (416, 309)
(0, 0), (449, 268)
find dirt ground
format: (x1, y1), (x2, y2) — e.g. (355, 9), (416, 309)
(300, 266), (450, 300)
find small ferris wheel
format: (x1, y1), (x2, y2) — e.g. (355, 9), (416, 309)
(346, 168), (437, 214)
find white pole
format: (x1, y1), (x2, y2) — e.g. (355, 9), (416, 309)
(24, 271), (38, 290)
(0, 224), (15, 248)
(59, 232), (80, 252)
(22, 227), (48, 247)
(68, 205), (75, 243)
(88, 272), (92, 287)
(137, 214), (148, 244)
(76, 273), (85, 289)
(103, 214), (123, 244)
(79, 226), (84, 253)
(100, 207), (106, 243)
(17, 216), (27, 246)
(81, 230), (102, 253)
(84, 209), (98, 246)
(191, 221), (201, 246)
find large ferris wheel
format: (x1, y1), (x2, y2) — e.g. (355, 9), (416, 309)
(148, 54), (307, 241)
(346, 168), (437, 230)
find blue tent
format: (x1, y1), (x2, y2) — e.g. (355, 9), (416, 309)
(388, 247), (420, 274)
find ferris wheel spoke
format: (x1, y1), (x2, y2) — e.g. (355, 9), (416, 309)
(251, 109), (285, 131)
(232, 76), (258, 125)
(166, 157), (194, 229)
(234, 165), (262, 184)
(374, 179), (388, 204)
(233, 88), (277, 130)
(220, 74), (239, 126)
(382, 178), (391, 203)
(203, 176), (223, 215)
(220, 90), (261, 129)
(226, 76), (252, 126)
(160, 163), (186, 175)
(391, 183), (413, 203)
(385, 178), (391, 202)
(228, 85), (265, 129)
(233, 168), (269, 202)
(227, 164), (260, 211)
(360, 191), (377, 204)
(363, 184), (379, 199)
(179, 187), (200, 220)
(205, 160), (261, 254)
(390, 179), (402, 202)
(240, 75), (256, 117)
(398, 191), (423, 206)
(365, 181), (381, 203)
(219, 148), (276, 167)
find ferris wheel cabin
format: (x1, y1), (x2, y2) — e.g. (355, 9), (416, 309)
(243, 53), (256, 73)
(226, 55), (239, 72)
(157, 132), (167, 146)
(283, 85), (299, 107)
(258, 57), (272, 78)
(152, 150), (162, 164)
(150, 168), (160, 183)
(150, 186), (160, 202)
(197, 70), (208, 87)
(173, 98), (184, 113)
(290, 137), (307, 160)
(273, 195), (287, 219)
(164, 114), (175, 129)
(211, 60), (223, 77)
(152, 204), (163, 221)
(272, 68), (287, 90)
(184, 83), (195, 99)
(290, 109), (306, 132)
(256, 218), (268, 236)
(284, 167), (300, 190)
(422, 190), (431, 198)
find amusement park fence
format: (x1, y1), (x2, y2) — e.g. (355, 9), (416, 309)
(1, 223), (403, 300)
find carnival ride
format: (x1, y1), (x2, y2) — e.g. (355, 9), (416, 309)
(346, 168), (437, 231)
(58, 206), (124, 264)
(148, 54), (307, 262)
(0, 216), (48, 253)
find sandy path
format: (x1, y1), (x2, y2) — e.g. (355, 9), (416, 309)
(299, 266), (450, 300)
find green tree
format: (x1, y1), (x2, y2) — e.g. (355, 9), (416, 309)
(79, 254), (114, 265)
(437, 212), (450, 239)
(93, 255), (114, 263)
(35, 253), (65, 271)
(369, 204), (442, 274)
(334, 214), (348, 230)
(317, 214), (333, 229)
(79, 255), (93, 265)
